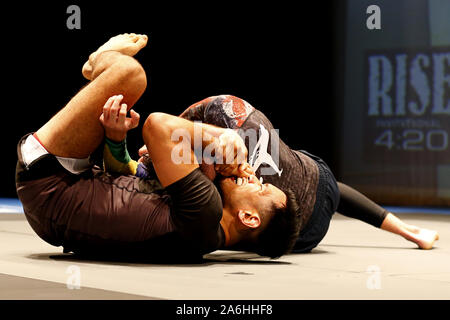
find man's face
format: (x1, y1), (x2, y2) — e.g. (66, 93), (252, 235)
(219, 174), (286, 211)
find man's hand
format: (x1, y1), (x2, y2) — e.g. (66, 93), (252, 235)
(215, 162), (254, 178)
(213, 129), (247, 164)
(83, 33), (148, 80)
(138, 145), (149, 163)
(99, 95), (140, 142)
(212, 129), (254, 178)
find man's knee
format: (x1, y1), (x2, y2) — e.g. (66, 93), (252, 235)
(117, 56), (147, 94)
(96, 54), (147, 98)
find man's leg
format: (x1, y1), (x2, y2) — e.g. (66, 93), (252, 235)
(337, 182), (439, 249)
(35, 34), (148, 158)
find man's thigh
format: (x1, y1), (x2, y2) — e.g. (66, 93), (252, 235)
(36, 54), (145, 159)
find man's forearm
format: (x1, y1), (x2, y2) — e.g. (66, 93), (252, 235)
(144, 112), (250, 186)
(155, 113), (226, 151)
(144, 113), (229, 186)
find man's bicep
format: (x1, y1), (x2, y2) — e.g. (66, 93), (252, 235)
(143, 113), (199, 188)
(147, 136), (199, 188)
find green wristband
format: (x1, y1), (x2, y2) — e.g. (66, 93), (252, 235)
(104, 136), (132, 164)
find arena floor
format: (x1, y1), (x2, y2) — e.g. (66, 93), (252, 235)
(0, 202), (449, 300)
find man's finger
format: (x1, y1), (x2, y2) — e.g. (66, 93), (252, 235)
(239, 163), (248, 172)
(110, 95), (123, 120)
(231, 165), (245, 177)
(215, 163), (245, 178)
(245, 167), (255, 176)
(103, 96), (115, 122)
(139, 145), (148, 157)
(242, 162), (254, 175)
(237, 163), (252, 178)
(129, 109), (140, 129)
(118, 104), (127, 125)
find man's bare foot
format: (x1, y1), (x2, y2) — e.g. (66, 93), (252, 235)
(406, 226), (440, 250)
(92, 33), (148, 58)
(82, 33), (148, 79)
(381, 213), (440, 250)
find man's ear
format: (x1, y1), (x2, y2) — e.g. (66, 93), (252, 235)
(238, 210), (261, 229)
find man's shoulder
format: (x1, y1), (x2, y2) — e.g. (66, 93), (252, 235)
(166, 168), (223, 224)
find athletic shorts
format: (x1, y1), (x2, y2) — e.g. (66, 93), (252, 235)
(291, 151), (340, 253)
(15, 133), (172, 255)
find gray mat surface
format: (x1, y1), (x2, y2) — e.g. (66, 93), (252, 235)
(1, 213), (448, 299)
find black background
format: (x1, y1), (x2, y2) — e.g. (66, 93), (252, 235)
(2, 0), (343, 198)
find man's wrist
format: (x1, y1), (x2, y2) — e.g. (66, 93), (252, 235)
(104, 136), (133, 166)
(105, 131), (127, 143)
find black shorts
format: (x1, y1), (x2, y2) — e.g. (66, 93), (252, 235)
(292, 151), (340, 253)
(15, 133), (172, 254)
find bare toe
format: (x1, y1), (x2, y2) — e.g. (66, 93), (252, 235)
(129, 33), (139, 42)
(136, 34), (148, 48)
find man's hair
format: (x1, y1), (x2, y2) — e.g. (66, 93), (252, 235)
(253, 189), (302, 259)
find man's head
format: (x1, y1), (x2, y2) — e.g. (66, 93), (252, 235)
(219, 175), (301, 258)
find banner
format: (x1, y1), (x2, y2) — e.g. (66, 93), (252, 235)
(340, 0), (450, 206)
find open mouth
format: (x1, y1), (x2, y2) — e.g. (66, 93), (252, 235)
(231, 177), (247, 186)
(229, 176), (263, 186)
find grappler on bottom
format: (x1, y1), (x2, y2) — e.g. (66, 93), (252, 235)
(15, 34), (299, 261)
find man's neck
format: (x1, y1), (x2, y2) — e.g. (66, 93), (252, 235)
(220, 208), (239, 247)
